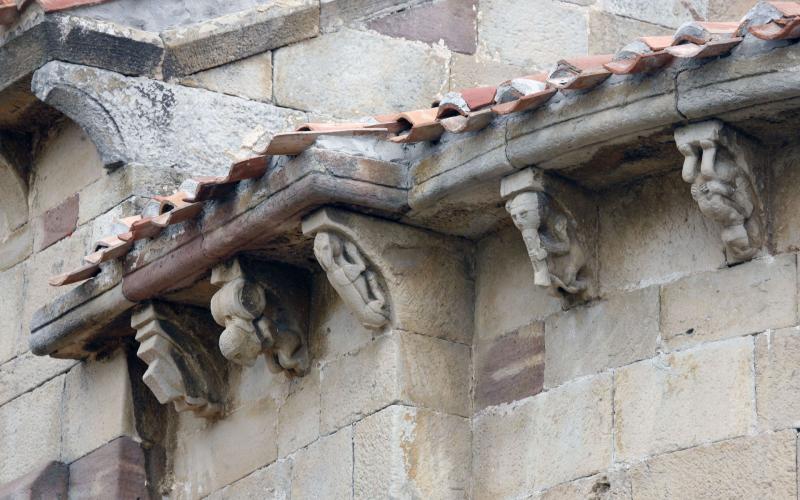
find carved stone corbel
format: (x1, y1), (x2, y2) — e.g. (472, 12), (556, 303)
(210, 258), (310, 376)
(501, 168), (595, 300)
(301, 208), (473, 343)
(131, 302), (227, 419)
(675, 120), (764, 263)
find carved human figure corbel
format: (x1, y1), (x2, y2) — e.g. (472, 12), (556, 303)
(501, 168), (592, 298)
(675, 120), (764, 263)
(131, 302), (227, 419)
(210, 258), (310, 376)
(312, 232), (389, 329)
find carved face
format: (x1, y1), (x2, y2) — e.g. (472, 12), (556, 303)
(506, 192), (542, 231)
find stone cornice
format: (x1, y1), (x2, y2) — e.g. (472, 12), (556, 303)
(29, 39), (800, 359)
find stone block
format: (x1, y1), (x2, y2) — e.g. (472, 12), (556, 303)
(532, 470), (631, 500)
(475, 225), (562, 344)
(755, 327), (800, 430)
(449, 52), (526, 91)
(661, 254), (797, 350)
(614, 337), (755, 462)
(274, 29), (450, 118)
(0, 461), (68, 500)
(599, 0), (706, 28)
(473, 374), (612, 497)
(707, 0), (755, 20)
(0, 224), (32, 273)
(545, 287), (659, 388)
(354, 405), (469, 499)
(478, 0), (588, 71)
(588, 11), (674, 55)
(309, 273), (374, 363)
(0, 376), (64, 483)
(475, 321), (544, 410)
(291, 427), (353, 500)
(598, 173), (725, 295)
(29, 121), (104, 217)
(161, 0), (319, 77)
(628, 431), (797, 499)
(320, 0), (426, 31)
(771, 145), (800, 254)
(173, 398), (279, 498)
(68, 436), (148, 499)
(208, 458), (292, 500)
(367, 0), (477, 54)
(61, 350), (136, 462)
(320, 331), (470, 434)
(178, 52), (273, 102)
(0, 264), (24, 363)
(0, 352), (76, 406)
(33, 193), (79, 252)
(278, 367), (320, 457)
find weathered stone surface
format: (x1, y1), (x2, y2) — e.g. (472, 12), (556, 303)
(600, 0), (705, 28)
(771, 144), (800, 253)
(473, 374), (613, 497)
(321, 331), (470, 434)
(278, 368), (320, 457)
(173, 398), (279, 498)
(475, 225), (562, 343)
(291, 427), (353, 500)
(178, 52), (273, 102)
(598, 173), (725, 294)
(0, 351), (76, 406)
(320, 0), (426, 31)
(0, 461), (68, 500)
(29, 121), (104, 217)
(532, 470), (632, 500)
(588, 11), (673, 55)
(0, 148), (27, 244)
(61, 350), (136, 462)
(545, 287), (659, 388)
(208, 458), (292, 500)
(367, 0), (477, 54)
(449, 52), (526, 91)
(0, 224), (32, 273)
(478, 0), (588, 71)
(33, 193), (78, 251)
(755, 328), (800, 430)
(68, 436), (148, 499)
(475, 321), (544, 410)
(161, 0), (319, 77)
(310, 273), (374, 362)
(628, 431), (797, 499)
(354, 405), (469, 499)
(0, 376), (63, 483)
(274, 29), (450, 118)
(707, 0), (757, 19)
(661, 254), (797, 349)
(0, 264), (24, 363)
(614, 337), (755, 462)
(32, 61), (306, 175)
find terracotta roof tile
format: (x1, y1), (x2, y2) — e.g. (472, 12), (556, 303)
(48, 0), (800, 287)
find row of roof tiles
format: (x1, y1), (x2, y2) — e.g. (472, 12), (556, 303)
(0, 0), (109, 25)
(49, 1), (800, 287)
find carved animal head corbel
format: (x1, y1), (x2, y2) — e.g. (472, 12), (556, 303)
(302, 208), (473, 343)
(210, 258), (310, 376)
(131, 302), (228, 419)
(675, 120), (764, 263)
(501, 168), (595, 301)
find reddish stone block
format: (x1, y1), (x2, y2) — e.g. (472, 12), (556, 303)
(367, 0), (477, 54)
(68, 437), (148, 500)
(0, 461), (69, 499)
(35, 193), (79, 252)
(476, 322), (545, 410)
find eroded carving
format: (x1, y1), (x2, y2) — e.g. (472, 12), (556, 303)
(131, 302), (227, 419)
(675, 120), (763, 263)
(502, 168), (592, 298)
(210, 258), (310, 376)
(313, 232), (389, 329)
